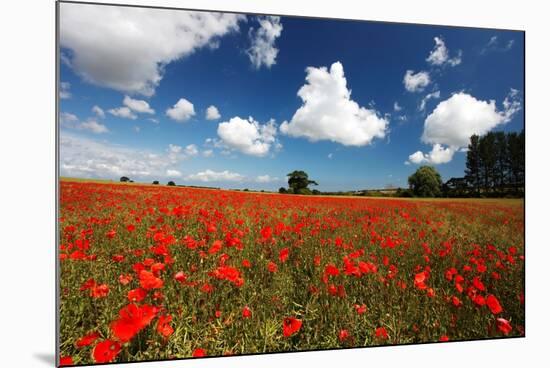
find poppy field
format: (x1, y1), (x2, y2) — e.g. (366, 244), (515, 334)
(58, 180), (525, 366)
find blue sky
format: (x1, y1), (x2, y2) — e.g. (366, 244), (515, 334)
(59, 2), (524, 191)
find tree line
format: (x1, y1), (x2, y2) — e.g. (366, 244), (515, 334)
(444, 130), (524, 197)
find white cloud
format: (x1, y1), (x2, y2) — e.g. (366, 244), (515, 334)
(280, 62), (388, 146)
(184, 144), (199, 157)
(60, 82), (71, 99)
(255, 174), (279, 183)
(92, 105), (105, 118)
(133, 126), (141, 133)
(393, 102), (402, 112)
(419, 90), (441, 111)
(186, 169), (245, 182)
(408, 144), (455, 165)
(481, 36), (515, 54)
(403, 70), (430, 92)
(123, 95), (154, 114)
(109, 106), (137, 120)
(328, 153), (333, 159)
(217, 116), (278, 157)
(60, 133), (184, 180)
(247, 16), (283, 69)
(166, 98), (195, 122)
(60, 4), (245, 96)
(166, 169), (182, 178)
(422, 90), (521, 148)
(426, 37), (462, 67)
(148, 118), (159, 124)
(205, 105), (221, 120)
(202, 149), (214, 158)
(60, 112), (109, 134)
(80, 119), (109, 134)
(407, 90), (521, 165)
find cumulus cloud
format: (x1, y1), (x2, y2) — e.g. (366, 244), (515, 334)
(60, 133), (188, 180)
(255, 174), (279, 183)
(123, 95), (154, 114)
(247, 16), (283, 69)
(166, 169), (182, 178)
(166, 98), (195, 122)
(205, 105), (221, 120)
(217, 116), (278, 157)
(80, 119), (109, 134)
(403, 70), (430, 92)
(60, 4), (245, 96)
(60, 82), (71, 99)
(185, 169), (245, 182)
(419, 90), (441, 111)
(184, 144), (199, 157)
(60, 112), (109, 134)
(92, 105), (105, 118)
(108, 106), (137, 120)
(393, 102), (402, 112)
(408, 144), (456, 164)
(280, 62), (388, 146)
(426, 37), (462, 67)
(407, 90), (522, 165)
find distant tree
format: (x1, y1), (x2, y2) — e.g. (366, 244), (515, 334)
(287, 170), (318, 194)
(494, 131), (508, 191)
(129, 180), (134, 183)
(120, 176), (130, 182)
(408, 166), (443, 197)
(152, 180), (159, 185)
(479, 132), (497, 193)
(167, 181), (176, 186)
(442, 177), (468, 197)
(312, 189), (321, 195)
(295, 188), (313, 195)
(507, 130), (525, 193)
(278, 187), (287, 194)
(465, 134), (481, 195)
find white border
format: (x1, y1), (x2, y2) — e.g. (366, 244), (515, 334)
(1, 0), (548, 367)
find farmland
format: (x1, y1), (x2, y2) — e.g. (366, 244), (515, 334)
(58, 179), (524, 365)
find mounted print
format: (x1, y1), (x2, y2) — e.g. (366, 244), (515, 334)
(57, 1), (525, 366)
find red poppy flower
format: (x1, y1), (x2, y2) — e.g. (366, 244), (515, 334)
(496, 318), (512, 335)
(279, 248), (290, 263)
(374, 327), (389, 340)
(267, 261), (278, 273)
(325, 264), (340, 277)
(139, 270), (164, 290)
(439, 335), (450, 342)
(91, 284), (109, 298)
(473, 295), (486, 307)
(339, 329), (350, 342)
(76, 331), (100, 348)
(106, 229), (116, 239)
(118, 274), (133, 285)
(486, 294), (503, 314)
(260, 226), (272, 240)
(242, 306), (252, 319)
(174, 271), (187, 283)
(208, 240), (223, 254)
(283, 317), (302, 337)
(92, 340), (121, 363)
(354, 304), (367, 315)
(192, 348), (207, 357)
(127, 288), (147, 303)
(80, 278), (96, 291)
(59, 356), (73, 366)
(112, 254), (125, 263)
(241, 259), (251, 268)
(110, 303), (158, 342)
(414, 271), (427, 290)
(156, 314), (174, 338)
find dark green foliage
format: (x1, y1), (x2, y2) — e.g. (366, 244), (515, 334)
(286, 170), (318, 194)
(408, 166), (443, 197)
(167, 181), (176, 186)
(120, 176), (130, 182)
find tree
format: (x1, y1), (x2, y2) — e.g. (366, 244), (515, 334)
(464, 134), (481, 195)
(408, 166), (443, 197)
(287, 170), (318, 194)
(167, 181), (176, 186)
(479, 132), (497, 193)
(508, 130), (525, 193)
(120, 176), (130, 182)
(152, 180), (159, 185)
(278, 187), (287, 194)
